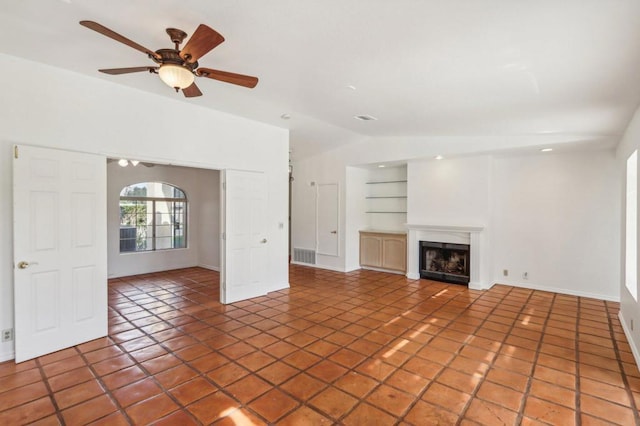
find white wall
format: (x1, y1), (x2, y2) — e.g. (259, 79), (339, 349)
(0, 53), (288, 362)
(292, 138), (620, 305)
(491, 150), (620, 300)
(107, 163), (220, 278)
(407, 156), (491, 227)
(291, 151), (347, 271)
(616, 107), (640, 367)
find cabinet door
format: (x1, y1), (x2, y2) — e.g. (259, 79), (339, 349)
(360, 234), (382, 267)
(382, 236), (406, 272)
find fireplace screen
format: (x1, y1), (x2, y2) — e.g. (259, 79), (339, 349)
(420, 241), (470, 285)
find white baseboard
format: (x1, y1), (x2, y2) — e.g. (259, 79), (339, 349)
(618, 311), (640, 371)
(497, 280), (619, 302)
(290, 261), (346, 273)
(0, 349), (15, 363)
(197, 264), (220, 271)
(469, 281), (494, 291)
(344, 265), (361, 273)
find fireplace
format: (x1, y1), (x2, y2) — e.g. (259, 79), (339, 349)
(419, 241), (470, 285)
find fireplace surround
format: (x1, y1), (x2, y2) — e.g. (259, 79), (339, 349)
(406, 224), (487, 290)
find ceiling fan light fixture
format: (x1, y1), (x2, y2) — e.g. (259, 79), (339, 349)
(158, 64), (194, 90)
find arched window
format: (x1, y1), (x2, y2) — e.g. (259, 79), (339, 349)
(119, 182), (187, 252)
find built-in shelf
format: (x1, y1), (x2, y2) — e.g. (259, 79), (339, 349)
(364, 165), (408, 231)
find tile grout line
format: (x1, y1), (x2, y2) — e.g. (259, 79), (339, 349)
(3, 267), (639, 425)
(456, 286), (541, 425)
(34, 357), (65, 425)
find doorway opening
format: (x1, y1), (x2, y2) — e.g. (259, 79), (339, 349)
(107, 160), (221, 303)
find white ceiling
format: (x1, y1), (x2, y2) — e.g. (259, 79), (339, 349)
(2, 0), (640, 160)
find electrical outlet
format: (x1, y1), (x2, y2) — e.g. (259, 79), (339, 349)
(503, 269), (508, 277)
(1, 328), (13, 342)
(523, 272), (529, 280)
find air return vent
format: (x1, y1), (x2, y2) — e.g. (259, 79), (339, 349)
(293, 248), (316, 265)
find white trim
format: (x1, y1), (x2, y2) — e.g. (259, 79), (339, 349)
(405, 224), (484, 232)
(501, 280), (620, 302)
(290, 261), (346, 273)
(618, 311), (640, 370)
(197, 264), (220, 272)
(0, 349), (14, 363)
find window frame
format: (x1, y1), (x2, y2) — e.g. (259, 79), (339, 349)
(626, 150), (638, 301)
(119, 183), (188, 253)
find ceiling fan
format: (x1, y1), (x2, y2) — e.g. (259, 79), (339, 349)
(79, 20), (258, 97)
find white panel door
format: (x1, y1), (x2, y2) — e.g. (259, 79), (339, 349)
(221, 170), (268, 304)
(13, 145), (107, 362)
(316, 183), (339, 256)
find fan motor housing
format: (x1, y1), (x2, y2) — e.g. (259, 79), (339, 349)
(152, 49), (198, 70)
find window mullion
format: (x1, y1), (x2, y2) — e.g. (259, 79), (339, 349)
(152, 200), (156, 251)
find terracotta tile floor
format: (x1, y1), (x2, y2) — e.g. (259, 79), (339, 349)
(1, 265), (640, 425)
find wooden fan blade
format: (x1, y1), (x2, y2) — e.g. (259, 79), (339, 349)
(182, 82), (203, 98)
(180, 24), (225, 63)
(80, 21), (161, 60)
(197, 68), (258, 88)
(99, 66), (157, 75)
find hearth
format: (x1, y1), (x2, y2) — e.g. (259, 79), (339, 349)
(419, 241), (470, 285)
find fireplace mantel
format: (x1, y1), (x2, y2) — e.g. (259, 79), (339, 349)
(406, 224), (488, 290)
(406, 224), (484, 233)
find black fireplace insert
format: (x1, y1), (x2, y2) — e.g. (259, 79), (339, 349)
(419, 241), (470, 285)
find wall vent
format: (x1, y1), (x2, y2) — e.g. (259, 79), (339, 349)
(293, 248), (316, 265)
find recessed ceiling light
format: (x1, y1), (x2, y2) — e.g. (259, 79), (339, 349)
(378, 165), (386, 168)
(435, 155), (444, 160)
(347, 85), (357, 90)
(354, 114), (378, 121)
(280, 113), (291, 120)
(540, 148), (553, 152)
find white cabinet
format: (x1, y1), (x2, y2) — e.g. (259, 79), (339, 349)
(359, 231), (407, 273)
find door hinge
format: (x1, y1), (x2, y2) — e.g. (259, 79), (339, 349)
(14, 146), (18, 159)
(222, 182), (226, 190)
(222, 232), (226, 240)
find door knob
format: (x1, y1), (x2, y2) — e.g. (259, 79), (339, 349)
(17, 261), (38, 269)
(261, 238), (267, 244)
(331, 230), (337, 234)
